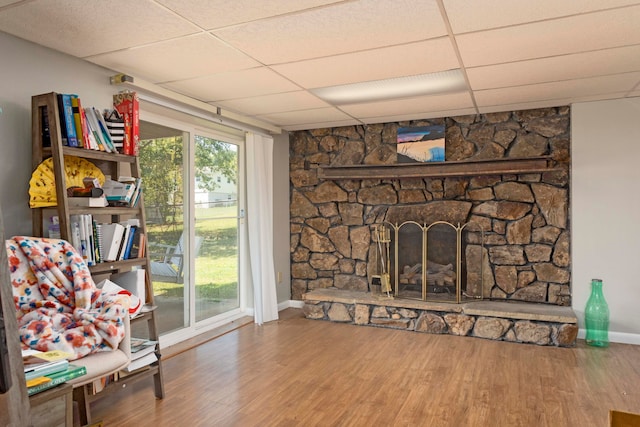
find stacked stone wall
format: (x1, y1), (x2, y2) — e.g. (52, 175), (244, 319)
(290, 107), (571, 305)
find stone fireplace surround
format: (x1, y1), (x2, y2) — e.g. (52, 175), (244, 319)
(290, 106), (577, 346)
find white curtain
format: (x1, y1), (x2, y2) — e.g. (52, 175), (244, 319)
(245, 132), (279, 325)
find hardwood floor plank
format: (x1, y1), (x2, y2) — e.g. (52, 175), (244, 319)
(90, 308), (640, 426)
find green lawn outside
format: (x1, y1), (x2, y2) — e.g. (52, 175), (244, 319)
(148, 205), (239, 302)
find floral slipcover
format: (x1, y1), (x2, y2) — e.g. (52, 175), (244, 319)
(6, 236), (128, 360)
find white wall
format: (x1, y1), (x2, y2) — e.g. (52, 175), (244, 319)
(572, 97), (640, 344)
(0, 31), (116, 235)
(272, 132), (292, 303)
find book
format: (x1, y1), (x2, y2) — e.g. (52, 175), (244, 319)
(93, 107), (117, 152)
(79, 104), (97, 150)
(71, 95), (84, 148)
(24, 358), (69, 381)
(118, 224), (132, 260)
(61, 94), (78, 147)
(122, 225), (137, 260)
(56, 94), (68, 145)
(131, 344), (156, 360)
(27, 364), (87, 396)
(67, 196), (108, 207)
(101, 222), (125, 262)
(84, 106), (108, 152)
(122, 352), (157, 373)
(92, 219), (102, 264)
(129, 228), (143, 258)
(130, 338), (157, 354)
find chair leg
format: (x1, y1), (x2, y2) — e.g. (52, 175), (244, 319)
(73, 385), (92, 426)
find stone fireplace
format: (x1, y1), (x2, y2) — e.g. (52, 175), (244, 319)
(290, 106), (578, 346)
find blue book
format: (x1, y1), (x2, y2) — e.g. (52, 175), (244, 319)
(61, 94), (78, 147)
(123, 226), (137, 260)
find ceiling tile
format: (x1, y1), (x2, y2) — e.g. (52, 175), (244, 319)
(212, 0), (446, 65)
(272, 38), (459, 89)
(467, 45), (640, 90)
(216, 91), (328, 116)
(456, 5), (640, 67)
(474, 72), (640, 107)
(257, 107), (353, 126)
(87, 34), (260, 83)
(161, 67), (301, 101)
(444, 0), (640, 34)
(478, 92), (633, 114)
(360, 107), (478, 124)
(0, 0), (199, 57)
(155, 0), (347, 30)
(339, 92), (474, 118)
(284, 119), (361, 132)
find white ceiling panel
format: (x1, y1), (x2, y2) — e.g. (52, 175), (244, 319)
(475, 72), (640, 107)
(284, 119), (361, 132)
(257, 107), (354, 126)
(457, 5), (640, 67)
(272, 38), (459, 89)
(212, 0), (446, 65)
(478, 92), (634, 114)
(87, 34), (260, 84)
(162, 67), (301, 102)
(467, 45), (640, 90)
(360, 107), (478, 124)
(2, 0), (640, 131)
(339, 92), (474, 118)
(0, 0), (199, 57)
(216, 91), (329, 116)
(443, 0), (640, 34)
(155, 0), (348, 30)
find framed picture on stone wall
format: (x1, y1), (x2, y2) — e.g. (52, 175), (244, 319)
(396, 125), (445, 163)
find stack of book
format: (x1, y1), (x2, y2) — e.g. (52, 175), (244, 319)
(69, 214), (146, 265)
(102, 176), (142, 207)
(23, 349), (86, 396)
(123, 338), (158, 373)
(42, 92), (138, 155)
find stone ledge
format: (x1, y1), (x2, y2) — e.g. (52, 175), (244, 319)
(302, 288), (578, 347)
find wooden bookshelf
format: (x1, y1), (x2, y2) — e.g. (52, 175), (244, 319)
(30, 92), (164, 424)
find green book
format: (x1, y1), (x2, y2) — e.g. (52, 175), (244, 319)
(27, 364), (87, 396)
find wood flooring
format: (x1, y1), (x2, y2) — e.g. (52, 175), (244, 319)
(89, 308), (640, 426)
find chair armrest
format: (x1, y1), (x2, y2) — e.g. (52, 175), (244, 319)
(119, 312), (131, 360)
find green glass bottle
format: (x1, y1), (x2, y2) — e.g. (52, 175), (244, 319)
(585, 278), (609, 347)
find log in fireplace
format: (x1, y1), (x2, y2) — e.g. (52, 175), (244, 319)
(372, 220), (484, 303)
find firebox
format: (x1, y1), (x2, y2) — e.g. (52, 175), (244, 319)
(373, 221), (484, 303)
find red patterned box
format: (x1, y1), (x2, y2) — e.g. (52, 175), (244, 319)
(113, 91), (139, 155)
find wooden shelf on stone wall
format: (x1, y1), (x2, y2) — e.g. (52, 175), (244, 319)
(317, 156), (561, 180)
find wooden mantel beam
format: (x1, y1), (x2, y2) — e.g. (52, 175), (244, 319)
(317, 156), (560, 180)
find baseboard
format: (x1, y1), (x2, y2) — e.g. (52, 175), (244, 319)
(578, 328), (640, 345)
(280, 300), (304, 309)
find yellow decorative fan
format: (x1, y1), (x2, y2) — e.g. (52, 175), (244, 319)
(29, 156), (105, 208)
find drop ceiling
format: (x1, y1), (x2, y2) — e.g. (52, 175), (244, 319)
(1, 0), (639, 132)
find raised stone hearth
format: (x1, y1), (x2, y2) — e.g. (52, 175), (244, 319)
(303, 288), (578, 347)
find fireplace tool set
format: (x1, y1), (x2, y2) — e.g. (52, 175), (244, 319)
(375, 224), (392, 297)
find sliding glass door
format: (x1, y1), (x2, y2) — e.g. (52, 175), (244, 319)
(139, 115), (244, 344)
(194, 136), (240, 322)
